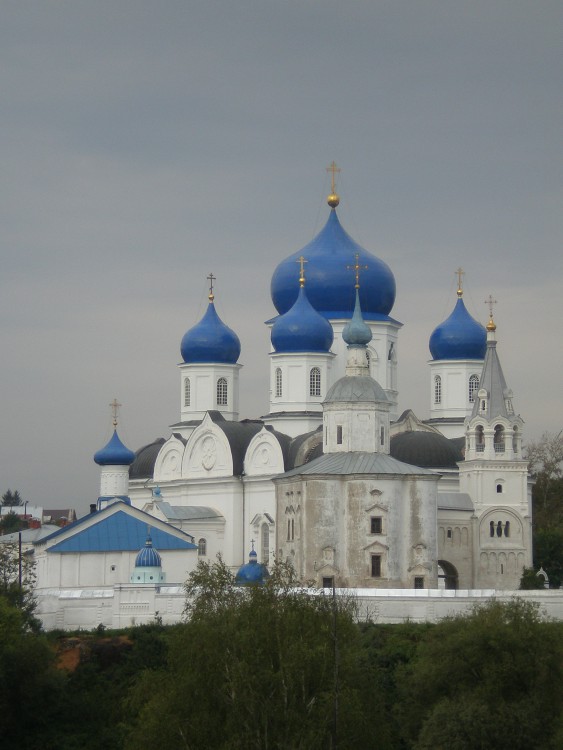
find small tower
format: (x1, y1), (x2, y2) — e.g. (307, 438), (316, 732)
(130, 534), (166, 584)
(427, 270), (486, 438)
(235, 543), (269, 586)
(178, 274), (242, 429)
(93, 399), (135, 510)
(264, 256), (335, 437)
(323, 278), (391, 454)
(459, 299), (531, 589)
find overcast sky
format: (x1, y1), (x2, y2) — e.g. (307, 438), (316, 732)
(1, 1), (561, 515)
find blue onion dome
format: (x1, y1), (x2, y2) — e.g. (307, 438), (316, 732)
(271, 284), (334, 353)
(180, 297), (241, 364)
(342, 290), (372, 346)
(135, 536), (162, 568)
(429, 296), (486, 360)
(94, 430), (136, 466)
(235, 548), (270, 586)
(271, 209), (396, 320)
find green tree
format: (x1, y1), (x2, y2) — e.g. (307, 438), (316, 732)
(126, 557), (389, 750)
(1, 489), (23, 507)
(526, 431), (563, 527)
(0, 540), (39, 631)
(397, 599), (563, 750)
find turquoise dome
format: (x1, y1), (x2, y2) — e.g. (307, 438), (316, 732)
(429, 298), (486, 361)
(134, 536), (162, 568)
(271, 209), (395, 320)
(94, 430), (136, 466)
(235, 549), (269, 586)
(271, 286), (334, 353)
(181, 300), (241, 364)
(342, 290), (372, 346)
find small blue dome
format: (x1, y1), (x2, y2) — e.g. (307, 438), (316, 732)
(135, 536), (162, 568)
(429, 297), (486, 360)
(181, 301), (241, 364)
(94, 430), (136, 466)
(342, 290), (372, 346)
(235, 549), (269, 586)
(271, 286), (334, 353)
(271, 210), (395, 320)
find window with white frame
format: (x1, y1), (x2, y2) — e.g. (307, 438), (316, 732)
(184, 377), (191, 407)
(275, 368), (282, 398)
(217, 377), (228, 406)
(469, 374), (479, 403)
(310, 367), (321, 396)
(434, 375), (442, 404)
(261, 523), (269, 563)
(198, 538), (207, 556)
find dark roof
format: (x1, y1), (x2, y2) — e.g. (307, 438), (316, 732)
(280, 451), (438, 479)
(390, 431), (463, 468)
(129, 438), (165, 479)
(287, 426), (322, 469)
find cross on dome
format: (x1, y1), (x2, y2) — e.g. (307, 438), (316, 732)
(485, 294), (498, 332)
(347, 252), (369, 289)
(455, 267), (465, 297)
(110, 398), (121, 428)
(296, 255), (308, 287)
(326, 161), (341, 208)
(207, 272), (216, 302)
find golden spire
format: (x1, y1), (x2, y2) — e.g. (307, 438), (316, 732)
(485, 294), (497, 331)
(110, 398), (121, 428)
(296, 255), (308, 287)
(347, 252), (368, 289)
(207, 272), (216, 302)
(326, 161), (340, 208)
(455, 267), (465, 297)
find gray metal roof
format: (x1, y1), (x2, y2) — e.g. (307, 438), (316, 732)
(437, 492), (474, 511)
(470, 337), (515, 421)
(324, 375), (388, 404)
(279, 451), (438, 479)
(157, 502), (223, 521)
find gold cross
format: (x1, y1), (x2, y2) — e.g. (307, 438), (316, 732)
(326, 161), (340, 194)
(485, 294), (497, 319)
(455, 267), (465, 297)
(207, 272), (216, 302)
(296, 255), (308, 287)
(110, 398), (121, 428)
(347, 252), (368, 289)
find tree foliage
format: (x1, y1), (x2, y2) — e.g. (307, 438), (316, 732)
(126, 557), (388, 750)
(1, 489), (23, 507)
(0, 540), (39, 630)
(396, 599), (563, 750)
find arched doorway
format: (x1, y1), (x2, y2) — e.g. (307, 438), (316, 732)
(438, 560), (459, 590)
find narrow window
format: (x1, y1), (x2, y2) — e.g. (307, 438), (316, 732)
(371, 554), (382, 578)
(336, 425), (343, 445)
(275, 368), (282, 398)
(198, 538), (207, 556)
(291, 519), (295, 540)
(469, 374), (479, 403)
(490, 521), (495, 538)
(476, 425), (485, 452)
(184, 377), (191, 407)
(380, 426), (385, 446)
(217, 377), (228, 406)
(504, 521), (510, 538)
(512, 427), (518, 452)
(370, 517), (382, 534)
(494, 425), (505, 453)
(261, 523), (269, 563)
(310, 367), (321, 397)
(434, 375), (442, 405)
(414, 576), (424, 589)
(447, 528), (452, 539)
(496, 521), (502, 538)
(480, 399), (487, 412)
(496, 484), (503, 494)
(287, 520), (291, 541)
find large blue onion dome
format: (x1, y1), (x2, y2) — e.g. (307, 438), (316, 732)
(271, 285), (334, 353)
(270, 209), (396, 320)
(94, 430), (136, 466)
(235, 548), (269, 586)
(135, 536), (162, 568)
(429, 296), (486, 361)
(342, 290), (372, 346)
(181, 299), (241, 364)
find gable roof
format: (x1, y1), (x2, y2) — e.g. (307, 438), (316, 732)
(37, 502), (197, 554)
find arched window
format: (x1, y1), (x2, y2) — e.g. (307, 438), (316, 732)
(469, 374), (479, 403)
(198, 538), (207, 556)
(496, 483), (503, 493)
(275, 368), (282, 398)
(184, 377), (191, 407)
(217, 377), (228, 406)
(494, 424), (505, 453)
(476, 425), (485, 452)
(490, 521), (495, 538)
(434, 375), (442, 404)
(310, 367), (321, 397)
(261, 523), (269, 563)
(513, 426), (518, 453)
(504, 521), (510, 538)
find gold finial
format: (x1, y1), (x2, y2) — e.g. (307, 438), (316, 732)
(110, 398), (121, 428)
(347, 252), (368, 289)
(326, 161), (340, 208)
(455, 267), (465, 297)
(296, 256), (308, 287)
(485, 294), (497, 331)
(207, 272), (216, 302)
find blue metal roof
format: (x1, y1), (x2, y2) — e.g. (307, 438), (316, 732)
(429, 297), (486, 361)
(94, 430), (136, 466)
(45, 508), (197, 554)
(180, 300), (241, 364)
(271, 285), (334, 353)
